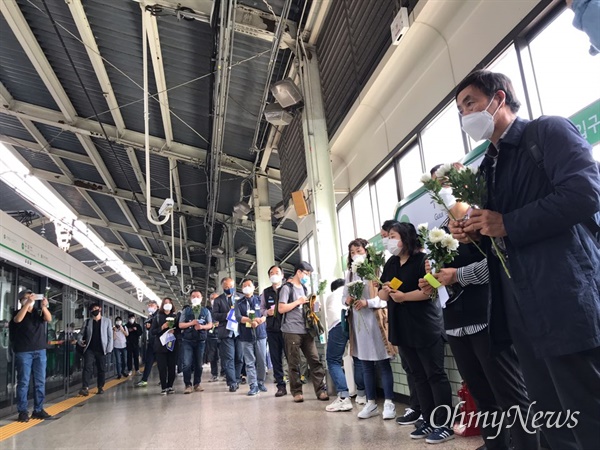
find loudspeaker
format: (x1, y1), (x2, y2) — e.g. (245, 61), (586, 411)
(291, 191), (309, 218)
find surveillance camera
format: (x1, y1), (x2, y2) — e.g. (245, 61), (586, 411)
(158, 198), (175, 217)
(170, 265), (178, 276)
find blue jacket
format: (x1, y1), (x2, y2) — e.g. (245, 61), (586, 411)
(483, 116), (600, 358)
(235, 295), (267, 342)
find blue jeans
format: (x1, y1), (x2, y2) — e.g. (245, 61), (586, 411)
(241, 338), (267, 387)
(182, 339), (206, 387)
(15, 350), (47, 413)
(362, 358), (394, 401)
(113, 347), (127, 376)
(326, 323), (365, 397)
(218, 337), (243, 387)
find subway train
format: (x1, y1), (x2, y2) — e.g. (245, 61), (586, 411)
(0, 210), (147, 418)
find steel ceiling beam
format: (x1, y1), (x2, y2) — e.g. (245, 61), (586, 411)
(66, 0), (126, 134)
(27, 164), (298, 241)
(142, 7), (174, 146)
(0, 92), (281, 182)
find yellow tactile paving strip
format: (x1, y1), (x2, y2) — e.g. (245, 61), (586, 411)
(0, 376), (130, 442)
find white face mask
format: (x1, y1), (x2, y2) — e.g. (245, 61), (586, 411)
(269, 274), (282, 285)
(242, 286), (254, 295)
(352, 254), (366, 264)
(381, 237), (389, 247)
(148, 307), (156, 314)
(438, 187), (456, 209)
(386, 238), (402, 256)
(163, 303), (172, 312)
(115, 321), (122, 326)
(461, 95), (503, 142)
(129, 318), (135, 324)
(191, 298), (202, 306)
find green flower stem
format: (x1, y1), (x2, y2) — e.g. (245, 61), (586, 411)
(490, 238), (511, 279)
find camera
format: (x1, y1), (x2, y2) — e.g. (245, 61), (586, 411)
(33, 294), (44, 301)
(170, 265), (178, 276)
(158, 198), (175, 217)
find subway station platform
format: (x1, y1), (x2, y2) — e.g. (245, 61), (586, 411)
(1, 368), (483, 450)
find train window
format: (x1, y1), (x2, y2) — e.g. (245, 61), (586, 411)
(337, 201), (355, 248)
(488, 45), (529, 119)
(398, 143), (423, 198)
(353, 184), (376, 240)
(373, 167), (399, 226)
(528, 9), (600, 118)
(421, 103), (467, 171)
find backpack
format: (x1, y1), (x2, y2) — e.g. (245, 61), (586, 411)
(275, 282), (307, 325)
(522, 118), (600, 242)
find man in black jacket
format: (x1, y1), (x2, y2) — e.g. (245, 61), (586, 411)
(212, 277), (244, 392)
(259, 264), (287, 397)
(125, 313), (142, 375)
(452, 70), (600, 450)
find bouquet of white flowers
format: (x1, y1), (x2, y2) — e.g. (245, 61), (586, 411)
(417, 223), (461, 308)
(434, 164), (510, 278)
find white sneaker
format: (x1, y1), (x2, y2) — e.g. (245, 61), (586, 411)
(357, 402), (379, 419)
(383, 402), (396, 420)
(326, 396), (353, 412)
(355, 395), (367, 405)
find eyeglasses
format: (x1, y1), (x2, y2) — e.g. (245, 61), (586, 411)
(301, 270), (311, 276)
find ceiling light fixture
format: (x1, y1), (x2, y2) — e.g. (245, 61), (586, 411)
(0, 143), (160, 302)
(270, 78), (303, 108)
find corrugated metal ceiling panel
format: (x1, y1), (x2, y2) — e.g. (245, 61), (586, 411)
(86, 191), (129, 226)
(34, 124), (87, 155)
(137, 151), (172, 199)
(62, 159), (105, 185)
(177, 163), (209, 209)
(317, 0), (396, 138)
(118, 230), (146, 251)
(83, 0), (164, 137)
(90, 138), (142, 193)
(278, 112), (305, 203)
(90, 225), (122, 246)
(0, 180), (42, 216)
(14, 145), (62, 174)
(49, 182), (100, 219)
(17, 0), (114, 124)
(0, 15), (59, 110)
(0, 114), (38, 141)
(157, 15), (212, 149)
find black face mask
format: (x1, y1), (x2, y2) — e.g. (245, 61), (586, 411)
(91, 310), (100, 317)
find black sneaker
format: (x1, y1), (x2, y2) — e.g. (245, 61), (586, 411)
(79, 388), (89, 396)
(410, 421), (435, 439)
(275, 386), (287, 397)
(17, 412), (30, 422)
(396, 407), (422, 425)
(97, 387), (104, 394)
(31, 409), (51, 420)
(229, 384), (239, 392)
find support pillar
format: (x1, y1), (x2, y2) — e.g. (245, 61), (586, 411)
(253, 174), (275, 292)
(298, 44), (343, 298)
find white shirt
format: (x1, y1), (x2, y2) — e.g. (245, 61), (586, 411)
(325, 288), (346, 332)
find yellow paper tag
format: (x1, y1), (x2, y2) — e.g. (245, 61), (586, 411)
(389, 277), (403, 290)
(424, 273), (441, 289)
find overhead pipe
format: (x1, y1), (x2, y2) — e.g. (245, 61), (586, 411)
(143, 9), (172, 226)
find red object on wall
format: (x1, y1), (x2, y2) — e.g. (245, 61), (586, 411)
(453, 381), (481, 437)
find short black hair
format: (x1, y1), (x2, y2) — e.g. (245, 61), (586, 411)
(90, 303), (101, 310)
(241, 278), (254, 286)
(389, 222), (421, 256)
(268, 264), (283, 277)
(381, 220), (399, 232)
(331, 278), (345, 292)
(430, 164), (443, 177)
(190, 289), (202, 296)
(455, 69), (521, 113)
(128, 313), (135, 318)
(115, 316), (122, 321)
(294, 261), (314, 273)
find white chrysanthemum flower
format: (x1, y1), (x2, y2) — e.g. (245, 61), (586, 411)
(435, 163), (452, 179)
(441, 235), (459, 251)
(420, 173), (432, 183)
(417, 222), (429, 232)
(429, 227), (446, 243)
(351, 261), (362, 273)
(346, 280), (358, 287)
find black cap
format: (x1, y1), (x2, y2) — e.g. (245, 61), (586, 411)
(294, 261), (314, 273)
(18, 289), (33, 300)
